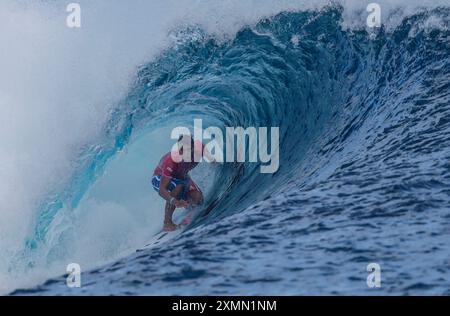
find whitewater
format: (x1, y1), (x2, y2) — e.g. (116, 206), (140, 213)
(1, 0), (449, 295)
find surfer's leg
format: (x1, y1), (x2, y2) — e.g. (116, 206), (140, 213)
(187, 180), (203, 206)
(188, 190), (203, 206)
(163, 202), (177, 231)
(163, 184), (183, 232)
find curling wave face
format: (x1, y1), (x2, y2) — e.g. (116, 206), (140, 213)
(3, 4), (450, 295)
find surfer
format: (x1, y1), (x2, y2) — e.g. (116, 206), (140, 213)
(152, 135), (213, 231)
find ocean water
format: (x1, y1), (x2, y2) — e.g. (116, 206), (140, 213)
(1, 1), (450, 295)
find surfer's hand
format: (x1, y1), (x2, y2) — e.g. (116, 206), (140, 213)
(175, 199), (189, 208)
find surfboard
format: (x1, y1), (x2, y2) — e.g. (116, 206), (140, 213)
(136, 207), (196, 252)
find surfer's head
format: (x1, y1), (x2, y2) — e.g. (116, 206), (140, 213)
(177, 135), (202, 162)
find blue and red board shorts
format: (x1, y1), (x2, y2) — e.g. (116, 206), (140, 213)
(152, 175), (201, 201)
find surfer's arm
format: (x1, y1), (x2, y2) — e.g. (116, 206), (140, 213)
(159, 176), (174, 202)
(159, 176), (188, 208)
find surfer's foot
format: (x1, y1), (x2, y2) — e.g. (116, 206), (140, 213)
(163, 222), (178, 232)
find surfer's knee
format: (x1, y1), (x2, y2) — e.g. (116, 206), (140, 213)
(189, 191), (203, 205)
(170, 185), (184, 198)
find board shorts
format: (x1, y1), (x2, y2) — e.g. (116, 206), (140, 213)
(151, 175), (201, 201)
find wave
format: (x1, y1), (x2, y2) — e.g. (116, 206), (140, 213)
(2, 1), (450, 294)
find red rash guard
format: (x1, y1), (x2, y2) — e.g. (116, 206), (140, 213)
(153, 152), (199, 180)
